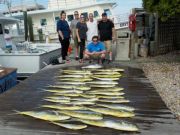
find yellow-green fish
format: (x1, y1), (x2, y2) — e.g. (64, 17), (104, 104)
(77, 119), (138, 132)
(48, 85), (91, 91)
(90, 84), (116, 88)
(15, 110), (70, 121)
(93, 72), (120, 75)
(56, 75), (90, 78)
(98, 99), (130, 103)
(71, 97), (98, 102)
(54, 93), (80, 97)
(97, 95), (124, 99)
(88, 91), (125, 96)
(59, 110), (103, 120)
(57, 82), (86, 85)
(92, 74), (121, 78)
(92, 87), (124, 92)
(96, 68), (125, 72)
(42, 105), (83, 110)
(44, 89), (83, 94)
(62, 70), (91, 73)
(64, 101), (95, 105)
(79, 94), (97, 98)
(43, 98), (70, 103)
(45, 96), (71, 100)
(59, 78), (93, 82)
(86, 81), (118, 85)
(96, 104), (135, 112)
(51, 122), (87, 130)
(64, 72), (92, 75)
(86, 107), (135, 118)
(92, 77), (120, 81)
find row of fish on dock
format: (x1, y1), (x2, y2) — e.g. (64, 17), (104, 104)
(15, 64), (139, 132)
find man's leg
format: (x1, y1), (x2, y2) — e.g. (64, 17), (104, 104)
(104, 40), (112, 62)
(74, 37), (79, 60)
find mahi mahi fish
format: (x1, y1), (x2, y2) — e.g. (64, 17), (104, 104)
(44, 96), (71, 100)
(41, 105), (84, 110)
(57, 82), (86, 85)
(92, 74), (121, 78)
(88, 91), (125, 96)
(56, 75), (90, 78)
(92, 77), (120, 81)
(59, 78), (93, 82)
(59, 110), (103, 120)
(44, 89), (83, 94)
(77, 119), (138, 132)
(71, 97), (98, 102)
(15, 110), (70, 121)
(63, 72), (92, 75)
(48, 85), (91, 91)
(54, 93), (80, 97)
(43, 98), (70, 103)
(91, 87), (124, 92)
(96, 104), (135, 112)
(97, 95), (124, 99)
(51, 122), (87, 130)
(93, 72), (121, 75)
(86, 107), (135, 118)
(98, 99), (130, 103)
(96, 68), (125, 72)
(86, 81), (118, 85)
(64, 101), (95, 105)
(90, 84), (116, 88)
(62, 70), (91, 73)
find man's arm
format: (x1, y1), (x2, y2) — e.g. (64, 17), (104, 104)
(76, 23), (81, 42)
(111, 22), (116, 41)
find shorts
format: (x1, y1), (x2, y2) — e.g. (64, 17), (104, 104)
(73, 37), (79, 47)
(103, 40), (112, 52)
(85, 53), (105, 60)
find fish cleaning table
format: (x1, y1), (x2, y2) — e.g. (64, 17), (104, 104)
(0, 65), (179, 135)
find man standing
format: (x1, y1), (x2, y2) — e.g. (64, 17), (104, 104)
(85, 36), (106, 64)
(70, 11), (80, 60)
(86, 13), (98, 45)
(98, 12), (116, 63)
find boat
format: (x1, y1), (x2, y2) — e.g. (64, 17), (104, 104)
(2, 0), (128, 41)
(0, 13), (61, 74)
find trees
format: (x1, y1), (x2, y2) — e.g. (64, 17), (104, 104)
(142, 0), (180, 21)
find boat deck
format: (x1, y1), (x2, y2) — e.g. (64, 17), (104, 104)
(0, 64), (179, 135)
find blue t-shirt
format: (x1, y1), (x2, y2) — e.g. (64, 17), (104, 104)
(87, 42), (105, 52)
(57, 19), (70, 38)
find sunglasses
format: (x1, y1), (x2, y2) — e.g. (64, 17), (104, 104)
(74, 14), (79, 15)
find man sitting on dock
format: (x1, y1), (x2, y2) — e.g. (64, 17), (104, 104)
(84, 36), (106, 64)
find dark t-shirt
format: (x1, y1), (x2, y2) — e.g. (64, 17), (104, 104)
(76, 22), (88, 39)
(98, 19), (114, 41)
(57, 19), (70, 38)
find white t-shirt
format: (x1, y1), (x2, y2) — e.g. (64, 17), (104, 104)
(86, 20), (98, 42)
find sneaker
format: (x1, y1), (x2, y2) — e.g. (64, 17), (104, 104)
(108, 60), (112, 64)
(75, 57), (79, 61)
(101, 59), (105, 64)
(79, 59), (83, 63)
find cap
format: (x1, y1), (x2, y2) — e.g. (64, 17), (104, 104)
(102, 12), (107, 16)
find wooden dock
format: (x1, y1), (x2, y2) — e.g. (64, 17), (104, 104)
(0, 64), (179, 135)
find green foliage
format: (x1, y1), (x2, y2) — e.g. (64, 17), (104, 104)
(142, 0), (180, 21)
